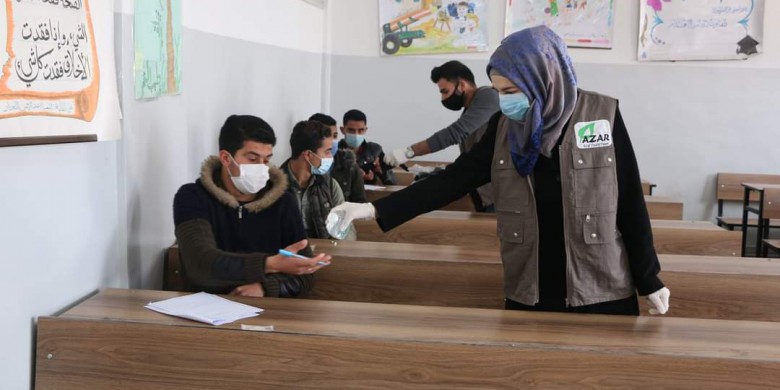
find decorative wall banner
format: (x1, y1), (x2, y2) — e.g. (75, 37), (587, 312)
(379, 0), (489, 56)
(638, 0), (765, 61)
(0, 0), (121, 143)
(134, 0), (182, 99)
(505, 0), (615, 49)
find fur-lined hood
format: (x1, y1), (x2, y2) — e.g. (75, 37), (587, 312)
(199, 156), (288, 213)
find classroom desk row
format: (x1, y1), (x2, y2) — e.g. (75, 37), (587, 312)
(354, 210), (741, 257)
(309, 239), (780, 322)
(36, 288), (780, 389)
(394, 166), (657, 195)
(367, 185), (681, 218)
(162, 238), (777, 322)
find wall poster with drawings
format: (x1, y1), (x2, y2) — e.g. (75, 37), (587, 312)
(638, 0), (765, 61)
(0, 0), (121, 146)
(505, 0), (616, 49)
(378, 0), (489, 56)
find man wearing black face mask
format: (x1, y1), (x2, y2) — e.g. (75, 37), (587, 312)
(384, 60), (499, 211)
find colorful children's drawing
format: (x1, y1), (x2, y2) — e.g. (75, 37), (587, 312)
(505, 0), (615, 49)
(134, 0), (182, 99)
(0, 0), (101, 121)
(638, 0), (764, 61)
(378, 0), (489, 56)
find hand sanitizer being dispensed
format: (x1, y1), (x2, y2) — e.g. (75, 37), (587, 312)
(326, 210), (355, 240)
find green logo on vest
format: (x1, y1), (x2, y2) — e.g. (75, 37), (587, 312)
(575, 120), (612, 149)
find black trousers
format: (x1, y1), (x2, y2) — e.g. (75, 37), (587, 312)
(505, 294), (640, 316)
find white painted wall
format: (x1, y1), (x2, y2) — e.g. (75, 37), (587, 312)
(2, 1), (326, 388)
(0, 141), (126, 390)
(327, 0), (780, 220)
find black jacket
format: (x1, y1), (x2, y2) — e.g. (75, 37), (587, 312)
(173, 157), (314, 297)
(341, 139), (397, 185)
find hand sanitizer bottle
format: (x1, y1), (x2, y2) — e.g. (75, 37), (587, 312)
(326, 210), (355, 240)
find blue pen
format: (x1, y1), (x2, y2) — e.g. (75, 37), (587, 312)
(278, 249), (330, 266)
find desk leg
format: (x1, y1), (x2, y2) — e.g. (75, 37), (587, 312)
(756, 192), (765, 258)
(741, 187), (750, 257)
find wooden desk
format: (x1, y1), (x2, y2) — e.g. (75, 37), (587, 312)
(308, 239), (780, 321)
(36, 289), (780, 389)
(716, 172), (780, 230)
(644, 195), (683, 220)
(741, 183), (780, 257)
(355, 211), (740, 256)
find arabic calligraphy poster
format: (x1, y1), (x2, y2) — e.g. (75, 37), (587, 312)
(505, 0), (615, 49)
(378, 0), (489, 56)
(134, 0), (182, 99)
(0, 0), (121, 142)
(638, 0), (765, 61)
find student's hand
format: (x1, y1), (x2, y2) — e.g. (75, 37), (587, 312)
(363, 169), (375, 182)
(328, 202), (376, 234)
(384, 148), (409, 167)
(265, 239), (332, 275)
(230, 283), (264, 297)
(645, 287), (670, 315)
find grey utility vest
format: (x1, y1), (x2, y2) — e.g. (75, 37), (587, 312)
(491, 90), (634, 307)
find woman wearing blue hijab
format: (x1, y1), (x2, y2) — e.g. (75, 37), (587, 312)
(330, 26), (670, 316)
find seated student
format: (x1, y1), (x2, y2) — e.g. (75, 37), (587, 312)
(338, 109), (396, 185)
(309, 113), (367, 203)
(281, 120), (356, 240)
(173, 115), (331, 298)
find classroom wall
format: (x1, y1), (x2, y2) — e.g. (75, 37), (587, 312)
(327, 0), (780, 220)
(0, 1), (326, 388)
(0, 142), (126, 390)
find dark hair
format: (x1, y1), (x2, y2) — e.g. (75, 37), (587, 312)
(343, 109), (367, 125)
(219, 115), (276, 155)
(308, 113), (337, 127)
(290, 120), (332, 158)
(430, 60), (475, 85)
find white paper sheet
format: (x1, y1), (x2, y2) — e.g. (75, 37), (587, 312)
(145, 292), (263, 326)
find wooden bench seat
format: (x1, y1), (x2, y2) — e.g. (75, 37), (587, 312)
(36, 288), (780, 389)
(307, 239), (780, 322)
(354, 211), (740, 256)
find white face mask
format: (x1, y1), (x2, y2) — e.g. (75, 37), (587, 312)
(228, 155), (270, 194)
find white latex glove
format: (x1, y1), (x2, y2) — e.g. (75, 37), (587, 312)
(645, 287), (670, 315)
(384, 147), (409, 167)
(328, 202), (376, 234)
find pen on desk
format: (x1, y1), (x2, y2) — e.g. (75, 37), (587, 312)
(278, 249), (330, 266)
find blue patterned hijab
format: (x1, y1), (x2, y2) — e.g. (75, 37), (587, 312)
(487, 26), (578, 176)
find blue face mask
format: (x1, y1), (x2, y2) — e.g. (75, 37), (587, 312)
(345, 133), (364, 149)
(331, 138), (339, 156)
(499, 92), (531, 121)
(309, 153), (334, 176)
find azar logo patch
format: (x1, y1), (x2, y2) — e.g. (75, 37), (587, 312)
(575, 120), (612, 149)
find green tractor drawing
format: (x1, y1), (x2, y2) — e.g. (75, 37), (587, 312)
(381, 4), (434, 55)
(381, 20), (425, 55)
